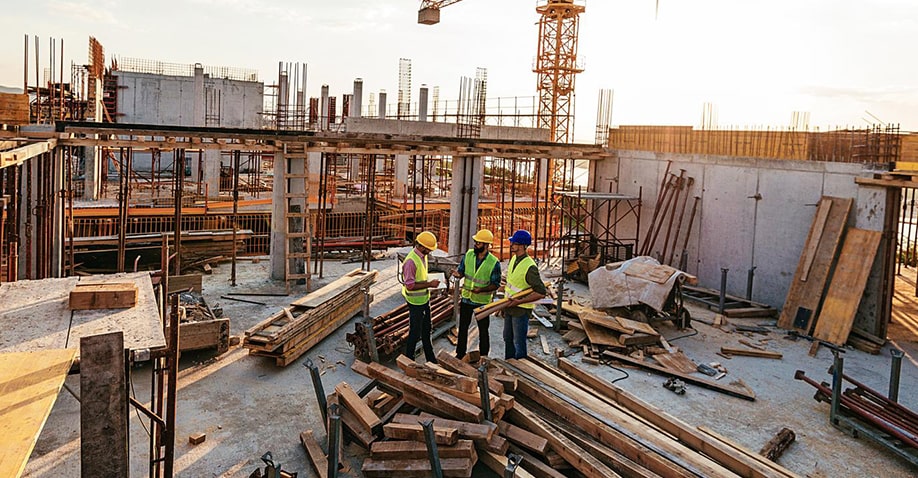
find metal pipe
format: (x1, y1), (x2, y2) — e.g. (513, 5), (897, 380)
(746, 266), (756, 301)
(363, 287), (379, 363)
(719, 268), (728, 315)
(231, 150), (239, 286)
(554, 278), (564, 332)
(890, 348), (904, 403)
(305, 358), (328, 427)
(828, 361), (917, 420)
(327, 403), (341, 478)
(478, 363), (492, 423)
(163, 294), (180, 478)
(420, 419), (444, 478)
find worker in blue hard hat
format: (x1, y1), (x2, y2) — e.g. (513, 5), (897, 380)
(502, 229), (546, 359)
(402, 231), (441, 363)
(451, 229), (501, 361)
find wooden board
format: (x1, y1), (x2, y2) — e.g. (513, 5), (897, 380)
(170, 318), (229, 353)
(168, 274), (203, 293)
(778, 197), (852, 332)
(370, 439), (476, 460)
(336, 382), (381, 431)
(811, 228), (882, 346)
(361, 457), (473, 478)
(382, 423), (459, 445)
(0, 93), (29, 125)
(0, 349), (76, 478)
(70, 282), (138, 310)
(579, 318), (624, 347)
(299, 430), (328, 478)
(80, 332), (128, 477)
(615, 316), (660, 336)
(651, 351), (698, 374)
(498, 421), (550, 455)
(623, 261), (677, 283)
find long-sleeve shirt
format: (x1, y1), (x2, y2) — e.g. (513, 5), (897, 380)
(402, 247), (426, 289)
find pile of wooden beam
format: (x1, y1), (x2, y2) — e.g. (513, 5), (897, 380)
(243, 269), (377, 366)
(346, 293), (454, 362)
(497, 357), (801, 478)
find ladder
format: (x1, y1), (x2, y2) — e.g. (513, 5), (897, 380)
(283, 146), (311, 293)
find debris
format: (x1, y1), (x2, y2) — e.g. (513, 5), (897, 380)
(663, 377), (686, 395)
(759, 427), (796, 462)
(188, 433), (206, 445)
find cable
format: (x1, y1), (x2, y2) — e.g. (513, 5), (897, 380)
(603, 361), (630, 383)
(129, 372), (152, 438)
(665, 327), (698, 342)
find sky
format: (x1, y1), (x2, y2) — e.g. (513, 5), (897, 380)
(1, 0), (917, 142)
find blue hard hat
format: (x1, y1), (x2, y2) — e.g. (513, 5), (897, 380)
(508, 230), (532, 246)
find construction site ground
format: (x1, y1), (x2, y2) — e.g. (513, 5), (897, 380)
(23, 252), (918, 477)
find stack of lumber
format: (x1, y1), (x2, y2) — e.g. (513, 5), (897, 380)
(557, 304), (662, 356)
(497, 357), (800, 478)
(318, 350), (555, 477)
(244, 269), (377, 366)
(346, 293), (454, 362)
(777, 196), (884, 354)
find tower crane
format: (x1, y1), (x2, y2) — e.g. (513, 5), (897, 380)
(418, 1), (466, 25)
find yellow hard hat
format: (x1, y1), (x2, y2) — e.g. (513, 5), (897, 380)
(472, 229), (494, 244)
(416, 231), (438, 250)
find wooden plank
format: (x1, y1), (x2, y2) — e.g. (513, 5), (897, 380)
(171, 318), (229, 353)
(69, 282), (138, 310)
(435, 349), (504, 395)
(579, 318), (624, 347)
(410, 412), (497, 441)
(721, 347), (783, 359)
(498, 421), (550, 456)
(361, 362), (484, 422)
(651, 351), (698, 374)
(0, 349), (76, 478)
(615, 316), (659, 336)
(801, 198), (832, 281)
(699, 426), (804, 478)
(812, 228), (882, 346)
(777, 196), (852, 332)
(361, 457), (473, 478)
(382, 423), (459, 445)
(80, 332), (128, 478)
(602, 349), (756, 400)
(507, 445), (568, 478)
(396, 355), (478, 393)
(299, 430), (328, 478)
(328, 394), (376, 449)
(336, 382), (381, 431)
(370, 439), (476, 460)
(557, 358), (797, 478)
(291, 269), (374, 308)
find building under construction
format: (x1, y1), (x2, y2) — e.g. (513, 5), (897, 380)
(3, 3), (918, 477)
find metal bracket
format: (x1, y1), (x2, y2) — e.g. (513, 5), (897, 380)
(478, 363), (492, 422)
(420, 419), (444, 478)
(504, 453), (523, 477)
(304, 358), (328, 427)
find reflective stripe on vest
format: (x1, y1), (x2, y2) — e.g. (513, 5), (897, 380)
(401, 249), (430, 305)
(461, 250), (498, 305)
(506, 255), (536, 310)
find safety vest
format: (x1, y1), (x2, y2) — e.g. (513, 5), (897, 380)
(506, 254), (536, 310)
(401, 249), (430, 305)
(461, 250), (498, 305)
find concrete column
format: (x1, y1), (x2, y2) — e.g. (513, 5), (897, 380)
(270, 148), (287, 280)
(84, 78), (103, 200)
(192, 64), (205, 126)
(320, 85), (329, 131)
(51, 148), (64, 277)
(418, 85), (428, 122)
(378, 91), (387, 119)
(202, 149), (221, 198)
(448, 156), (482, 256)
(352, 78), (363, 118)
(394, 155), (410, 198)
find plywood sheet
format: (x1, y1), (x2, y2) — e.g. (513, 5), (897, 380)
(812, 229), (882, 345)
(0, 272), (166, 356)
(579, 319), (623, 347)
(777, 196), (852, 332)
(0, 348), (76, 478)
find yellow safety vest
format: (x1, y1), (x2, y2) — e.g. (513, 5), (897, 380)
(506, 255), (536, 310)
(461, 250), (498, 305)
(402, 249), (430, 305)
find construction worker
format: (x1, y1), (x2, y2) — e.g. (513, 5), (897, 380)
(502, 230), (546, 359)
(451, 229), (501, 361)
(402, 230), (441, 363)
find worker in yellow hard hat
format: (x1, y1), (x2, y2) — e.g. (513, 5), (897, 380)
(402, 230), (441, 363)
(503, 230), (546, 359)
(451, 229), (501, 361)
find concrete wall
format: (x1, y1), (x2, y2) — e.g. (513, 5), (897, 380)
(116, 71), (263, 128)
(594, 150), (887, 309)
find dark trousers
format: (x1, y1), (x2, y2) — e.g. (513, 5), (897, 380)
(456, 301), (490, 359)
(404, 302), (436, 362)
(503, 310), (530, 359)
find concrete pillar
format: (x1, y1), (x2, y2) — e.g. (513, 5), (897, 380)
(202, 149), (221, 198)
(352, 78), (363, 118)
(193, 64), (205, 126)
(320, 85), (329, 131)
(448, 156), (481, 256)
(418, 85), (428, 122)
(394, 155), (409, 198)
(84, 78), (103, 200)
(378, 91), (387, 119)
(270, 148), (286, 280)
(51, 148), (64, 277)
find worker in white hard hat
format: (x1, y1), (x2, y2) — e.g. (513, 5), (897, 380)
(451, 229), (501, 361)
(502, 229), (546, 359)
(402, 230), (441, 363)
